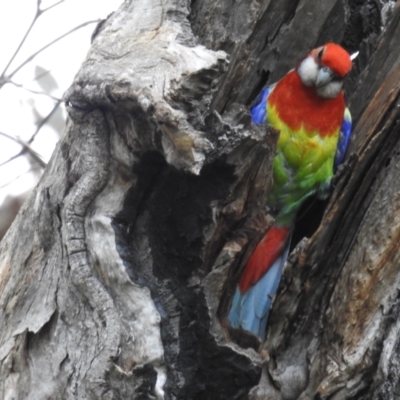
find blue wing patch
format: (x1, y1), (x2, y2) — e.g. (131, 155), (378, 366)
(250, 87), (270, 125)
(334, 108), (352, 169)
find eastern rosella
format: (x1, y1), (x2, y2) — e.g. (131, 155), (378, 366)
(228, 43), (353, 339)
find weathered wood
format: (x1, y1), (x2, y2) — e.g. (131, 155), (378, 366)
(0, 0), (398, 398)
(1, 0), (274, 398)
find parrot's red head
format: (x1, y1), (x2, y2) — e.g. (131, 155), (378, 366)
(297, 43), (352, 99)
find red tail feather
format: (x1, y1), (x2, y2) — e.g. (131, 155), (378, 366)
(239, 226), (290, 293)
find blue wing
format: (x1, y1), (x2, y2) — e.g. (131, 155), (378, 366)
(250, 87), (270, 125)
(334, 107), (352, 169)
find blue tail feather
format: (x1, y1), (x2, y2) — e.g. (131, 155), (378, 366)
(228, 235), (291, 339)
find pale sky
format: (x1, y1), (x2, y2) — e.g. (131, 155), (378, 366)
(0, 0), (123, 204)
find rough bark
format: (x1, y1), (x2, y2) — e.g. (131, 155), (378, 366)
(0, 0), (399, 399)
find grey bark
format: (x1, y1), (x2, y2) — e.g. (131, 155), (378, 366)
(0, 0), (399, 399)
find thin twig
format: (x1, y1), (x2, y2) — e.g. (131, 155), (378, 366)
(7, 20), (100, 81)
(8, 81), (62, 102)
(0, 167), (39, 190)
(29, 99), (62, 143)
(0, 0), (66, 81)
(0, 9), (40, 81)
(0, 100), (62, 168)
(40, 0), (65, 13)
(0, 132), (46, 168)
(0, 152), (24, 169)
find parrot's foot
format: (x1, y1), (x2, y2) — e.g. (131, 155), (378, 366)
(332, 152), (358, 186)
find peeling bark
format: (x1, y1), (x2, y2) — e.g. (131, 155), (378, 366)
(0, 0), (399, 399)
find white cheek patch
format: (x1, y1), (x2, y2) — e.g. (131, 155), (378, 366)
(297, 57), (318, 87)
(317, 80), (343, 99)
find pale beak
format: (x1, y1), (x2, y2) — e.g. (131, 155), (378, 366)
(350, 51), (359, 61)
(316, 67), (334, 87)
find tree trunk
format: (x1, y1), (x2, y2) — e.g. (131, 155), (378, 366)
(1, 0), (399, 399)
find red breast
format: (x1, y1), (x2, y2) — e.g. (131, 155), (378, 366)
(268, 70), (345, 137)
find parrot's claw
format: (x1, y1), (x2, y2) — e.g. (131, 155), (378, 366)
(332, 152), (358, 186)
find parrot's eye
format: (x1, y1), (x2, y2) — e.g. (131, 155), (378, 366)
(322, 66), (330, 73)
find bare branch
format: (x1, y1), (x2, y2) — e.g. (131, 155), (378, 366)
(0, 152), (23, 169)
(8, 81), (62, 102)
(29, 99), (62, 143)
(0, 6), (41, 81)
(6, 20), (100, 81)
(40, 0), (65, 13)
(0, 132), (46, 168)
(0, 100), (61, 168)
(0, 0), (64, 83)
(0, 0), (94, 85)
(0, 167), (37, 189)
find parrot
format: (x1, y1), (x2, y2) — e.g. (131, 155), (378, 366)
(228, 43), (354, 340)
